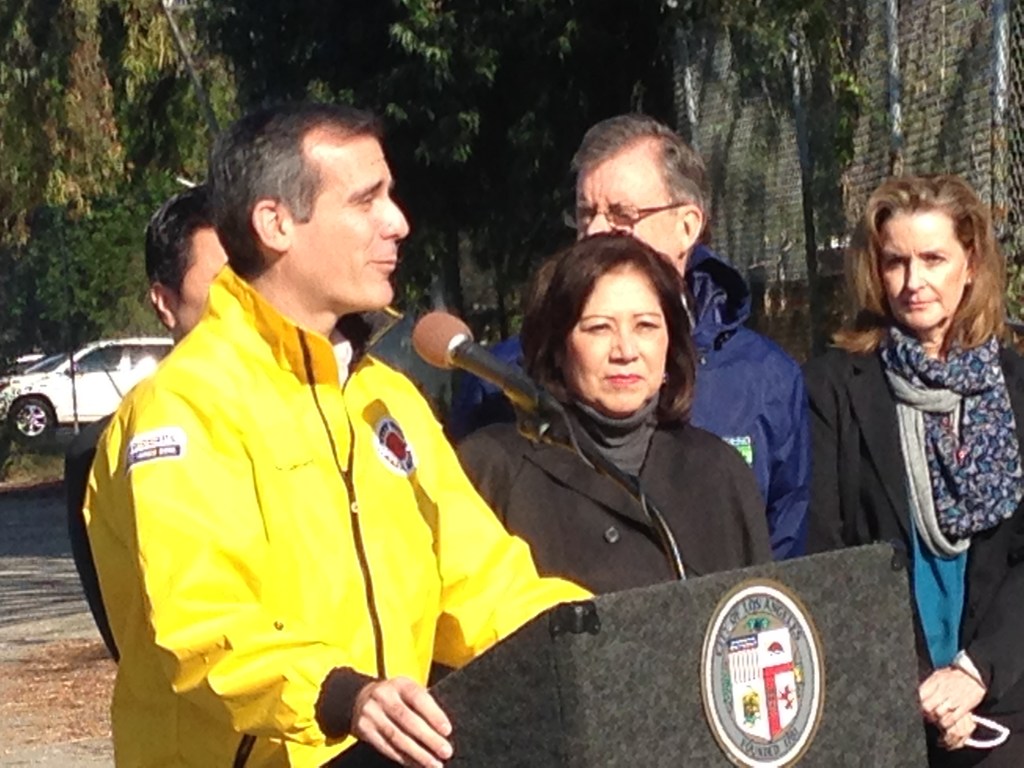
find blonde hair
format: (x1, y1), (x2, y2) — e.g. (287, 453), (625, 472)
(835, 174), (1005, 354)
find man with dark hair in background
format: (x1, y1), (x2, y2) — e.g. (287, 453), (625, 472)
(451, 114), (810, 561)
(65, 184), (227, 661)
(84, 102), (587, 768)
(144, 185), (231, 342)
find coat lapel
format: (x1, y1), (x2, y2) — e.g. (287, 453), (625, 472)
(638, 428), (714, 577)
(522, 441), (653, 528)
(847, 354), (911, 539)
(638, 430), (684, 511)
(1000, 348), (1024, 448)
(962, 349), (1024, 632)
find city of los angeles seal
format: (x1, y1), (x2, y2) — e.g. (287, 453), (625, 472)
(701, 580), (824, 767)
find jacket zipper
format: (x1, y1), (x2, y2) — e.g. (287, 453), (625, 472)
(298, 331), (387, 678)
(232, 734), (255, 768)
(233, 332), (389, 768)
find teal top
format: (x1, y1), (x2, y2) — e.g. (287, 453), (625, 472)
(911, 514), (968, 668)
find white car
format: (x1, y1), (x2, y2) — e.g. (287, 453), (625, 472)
(10, 353), (46, 373)
(0, 337), (173, 443)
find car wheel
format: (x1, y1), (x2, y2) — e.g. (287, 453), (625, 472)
(8, 396), (56, 444)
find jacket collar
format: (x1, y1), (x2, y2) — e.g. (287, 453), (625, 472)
(521, 438), (650, 528)
(686, 245), (752, 351)
(520, 423), (679, 532)
(206, 267), (400, 386)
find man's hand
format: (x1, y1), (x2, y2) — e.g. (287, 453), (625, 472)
(351, 677), (453, 768)
(919, 667), (986, 750)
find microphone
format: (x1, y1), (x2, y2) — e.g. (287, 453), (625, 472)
(411, 311), (564, 418)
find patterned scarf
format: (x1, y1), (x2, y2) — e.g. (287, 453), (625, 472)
(881, 327), (1023, 553)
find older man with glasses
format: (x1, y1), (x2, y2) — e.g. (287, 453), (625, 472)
(450, 113), (810, 562)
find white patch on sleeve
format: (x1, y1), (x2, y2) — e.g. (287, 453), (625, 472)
(126, 427), (187, 472)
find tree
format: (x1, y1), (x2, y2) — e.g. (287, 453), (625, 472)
(203, 0), (673, 335)
(0, 174), (178, 361)
(0, 0), (123, 240)
(2, 0), (676, 354)
(0, 0), (232, 359)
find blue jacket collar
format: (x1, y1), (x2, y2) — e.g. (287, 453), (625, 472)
(685, 245), (751, 351)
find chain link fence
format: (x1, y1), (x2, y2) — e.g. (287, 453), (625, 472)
(674, 0), (1017, 358)
(1007, 0), (1024, 261)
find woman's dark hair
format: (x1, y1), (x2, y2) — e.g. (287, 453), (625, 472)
(521, 233), (696, 423)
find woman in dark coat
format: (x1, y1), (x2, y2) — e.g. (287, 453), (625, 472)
(805, 174), (1024, 766)
(457, 233), (771, 595)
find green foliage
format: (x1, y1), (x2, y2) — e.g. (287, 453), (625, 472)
(106, 0), (230, 179)
(2, 0), (872, 351)
(0, 0), (231, 360)
(202, 0), (672, 330)
(685, 0), (865, 234)
(0, 0), (230, 228)
(0, 0), (681, 346)
(0, 0), (124, 237)
(0, 174), (176, 360)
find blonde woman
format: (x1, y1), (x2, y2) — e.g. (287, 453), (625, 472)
(805, 174), (1024, 766)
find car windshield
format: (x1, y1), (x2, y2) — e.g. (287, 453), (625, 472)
(21, 353), (66, 374)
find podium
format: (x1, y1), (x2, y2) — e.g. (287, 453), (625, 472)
(338, 544), (928, 766)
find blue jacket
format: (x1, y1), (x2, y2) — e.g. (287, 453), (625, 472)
(448, 245), (810, 559)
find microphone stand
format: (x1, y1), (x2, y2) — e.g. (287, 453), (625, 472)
(515, 405), (687, 582)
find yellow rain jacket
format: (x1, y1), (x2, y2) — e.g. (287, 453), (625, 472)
(85, 268), (588, 767)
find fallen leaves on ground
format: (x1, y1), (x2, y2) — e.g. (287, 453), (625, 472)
(0, 639), (114, 746)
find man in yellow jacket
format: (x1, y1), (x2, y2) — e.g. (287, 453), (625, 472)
(84, 102), (589, 768)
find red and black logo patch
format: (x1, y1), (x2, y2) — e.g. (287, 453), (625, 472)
(373, 416), (416, 475)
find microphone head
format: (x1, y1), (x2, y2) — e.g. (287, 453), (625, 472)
(412, 311), (473, 370)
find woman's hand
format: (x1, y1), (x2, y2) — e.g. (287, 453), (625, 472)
(919, 667), (987, 749)
(937, 712), (977, 750)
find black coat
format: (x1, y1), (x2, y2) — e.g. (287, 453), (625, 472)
(804, 346), (1024, 720)
(457, 421), (771, 595)
(64, 415), (118, 660)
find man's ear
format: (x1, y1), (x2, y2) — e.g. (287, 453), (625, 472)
(675, 203), (705, 256)
(149, 283), (179, 334)
(250, 199), (294, 257)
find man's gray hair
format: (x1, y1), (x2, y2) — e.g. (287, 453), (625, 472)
(571, 114), (710, 218)
(209, 102), (381, 279)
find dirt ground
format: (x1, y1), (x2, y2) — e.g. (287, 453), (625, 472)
(0, 481), (115, 766)
(0, 638), (115, 745)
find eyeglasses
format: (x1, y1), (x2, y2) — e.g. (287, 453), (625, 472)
(564, 200), (691, 232)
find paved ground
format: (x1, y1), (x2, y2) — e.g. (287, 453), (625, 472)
(0, 481), (115, 767)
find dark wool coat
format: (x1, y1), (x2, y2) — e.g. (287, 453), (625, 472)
(457, 421), (772, 595)
(805, 346), (1024, 765)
